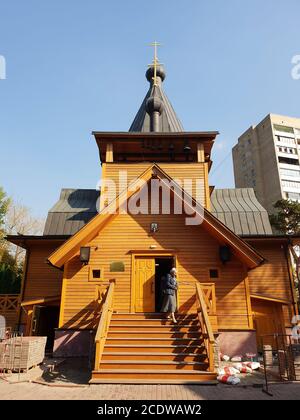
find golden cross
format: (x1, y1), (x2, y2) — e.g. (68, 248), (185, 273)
(149, 41), (162, 86)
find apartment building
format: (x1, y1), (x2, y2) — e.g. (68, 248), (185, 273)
(232, 114), (300, 213)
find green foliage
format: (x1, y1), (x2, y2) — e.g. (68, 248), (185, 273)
(0, 186), (21, 293)
(0, 263), (21, 293)
(269, 199), (300, 235)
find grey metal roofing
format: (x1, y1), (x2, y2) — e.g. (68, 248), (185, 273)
(43, 189), (99, 236)
(211, 188), (273, 236)
(129, 65), (184, 133)
(44, 187), (272, 237)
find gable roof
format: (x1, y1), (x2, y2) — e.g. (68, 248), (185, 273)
(48, 164), (264, 269)
(44, 189), (98, 236)
(211, 188), (273, 236)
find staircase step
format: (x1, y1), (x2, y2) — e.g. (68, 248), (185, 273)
(107, 331), (201, 338)
(104, 345), (206, 354)
(112, 313), (197, 321)
(99, 360), (208, 371)
(106, 338), (203, 346)
(101, 353), (208, 362)
(109, 324), (201, 332)
(91, 369), (216, 381)
(110, 319), (200, 329)
(90, 378), (218, 385)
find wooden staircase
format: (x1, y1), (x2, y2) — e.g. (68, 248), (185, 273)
(90, 312), (217, 384)
(90, 281), (217, 384)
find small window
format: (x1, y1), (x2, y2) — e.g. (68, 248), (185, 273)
(209, 269), (219, 279)
(89, 267), (104, 281)
(93, 270), (101, 278)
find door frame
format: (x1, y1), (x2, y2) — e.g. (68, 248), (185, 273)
(130, 251), (178, 313)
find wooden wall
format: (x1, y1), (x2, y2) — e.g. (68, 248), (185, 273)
(246, 240), (294, 326)
(60, 211), (251, 331)
(20, 241), (63, 326)
(104, 162), (206, 207)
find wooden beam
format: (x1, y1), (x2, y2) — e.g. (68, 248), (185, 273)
(58, 262), (68, 328)
(21, 295), (61, 307)
(244, 269), (254, 329)
(106, 143), (113, 163)
(197, 143), (205, 163)
(250, 294), (291, 305)
(204, 162), (211, 211)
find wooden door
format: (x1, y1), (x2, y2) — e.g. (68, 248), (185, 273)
(135, 258), (155, 312)
(252, 299), (284, 350)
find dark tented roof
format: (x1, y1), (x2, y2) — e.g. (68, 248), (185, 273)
(129, 65), (183, 133)
(129, 84), (184, 132)
(43, 189), (99, 236)
(211, 188), (273, 236)
(44, 187), (272, 237)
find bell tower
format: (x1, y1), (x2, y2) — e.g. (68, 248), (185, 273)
(92, 48), (218, 210)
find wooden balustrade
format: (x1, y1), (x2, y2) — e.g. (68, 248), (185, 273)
(195, 283), (216, 372)
(94, 280), (115, 370)
(0, 295), (20, 330)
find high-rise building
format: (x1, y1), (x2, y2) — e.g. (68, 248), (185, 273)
(232, 114), (300, 213)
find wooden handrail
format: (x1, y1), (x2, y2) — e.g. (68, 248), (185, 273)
(195, 283), (215, 372)
(94, 280), (115, 370)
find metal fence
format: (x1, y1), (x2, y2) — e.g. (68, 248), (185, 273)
(260, 334), (300, 396)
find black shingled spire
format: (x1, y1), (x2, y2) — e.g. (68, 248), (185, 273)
(129, 64), (184, 133)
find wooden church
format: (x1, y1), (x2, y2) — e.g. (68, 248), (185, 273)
(7, 55), (299, 383)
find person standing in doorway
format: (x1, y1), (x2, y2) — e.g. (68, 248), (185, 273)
(161, 267), (178, 323)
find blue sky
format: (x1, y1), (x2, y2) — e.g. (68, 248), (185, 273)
(1, 0), (300, 219)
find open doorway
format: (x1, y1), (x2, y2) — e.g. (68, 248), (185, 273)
(32, 305), (60, 352)
(155, 257), (175, 312)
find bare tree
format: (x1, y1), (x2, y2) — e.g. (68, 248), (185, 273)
(3, 200), (45, 266)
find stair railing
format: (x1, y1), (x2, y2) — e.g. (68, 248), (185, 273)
(94, 280), (115, 370)
(195, 283), (216, 372)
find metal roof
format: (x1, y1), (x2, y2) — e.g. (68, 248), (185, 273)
(129, 65), (184, 133)
(43, 187), (272, 237)
(43, 189), (99, 236)
(211, 188), (273, 236)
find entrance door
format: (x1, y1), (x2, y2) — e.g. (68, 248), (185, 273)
(252, 299), (284, 351)
(135, 258), (155, 312)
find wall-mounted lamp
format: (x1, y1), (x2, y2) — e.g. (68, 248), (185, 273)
(219, 246), (231, 264)
(80, 246), (91, 264)
(150, 223), (159, 233)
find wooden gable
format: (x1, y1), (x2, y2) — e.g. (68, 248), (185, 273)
(48, 164), (264, 269)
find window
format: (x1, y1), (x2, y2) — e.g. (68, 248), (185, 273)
(89, 267), (104, 281)
(280, 168), (300, 178)
(287, 192), (300, 200)
(276, 136), (295, 145)
(93, 270), (101, 278)
(209, 269), (219, 279)
(282, 180), (300, 189)
(278, 156), (299, 165)
(273, 124), (294, 134)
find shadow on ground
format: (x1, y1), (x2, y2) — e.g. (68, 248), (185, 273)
(40, 358), (91, 385)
